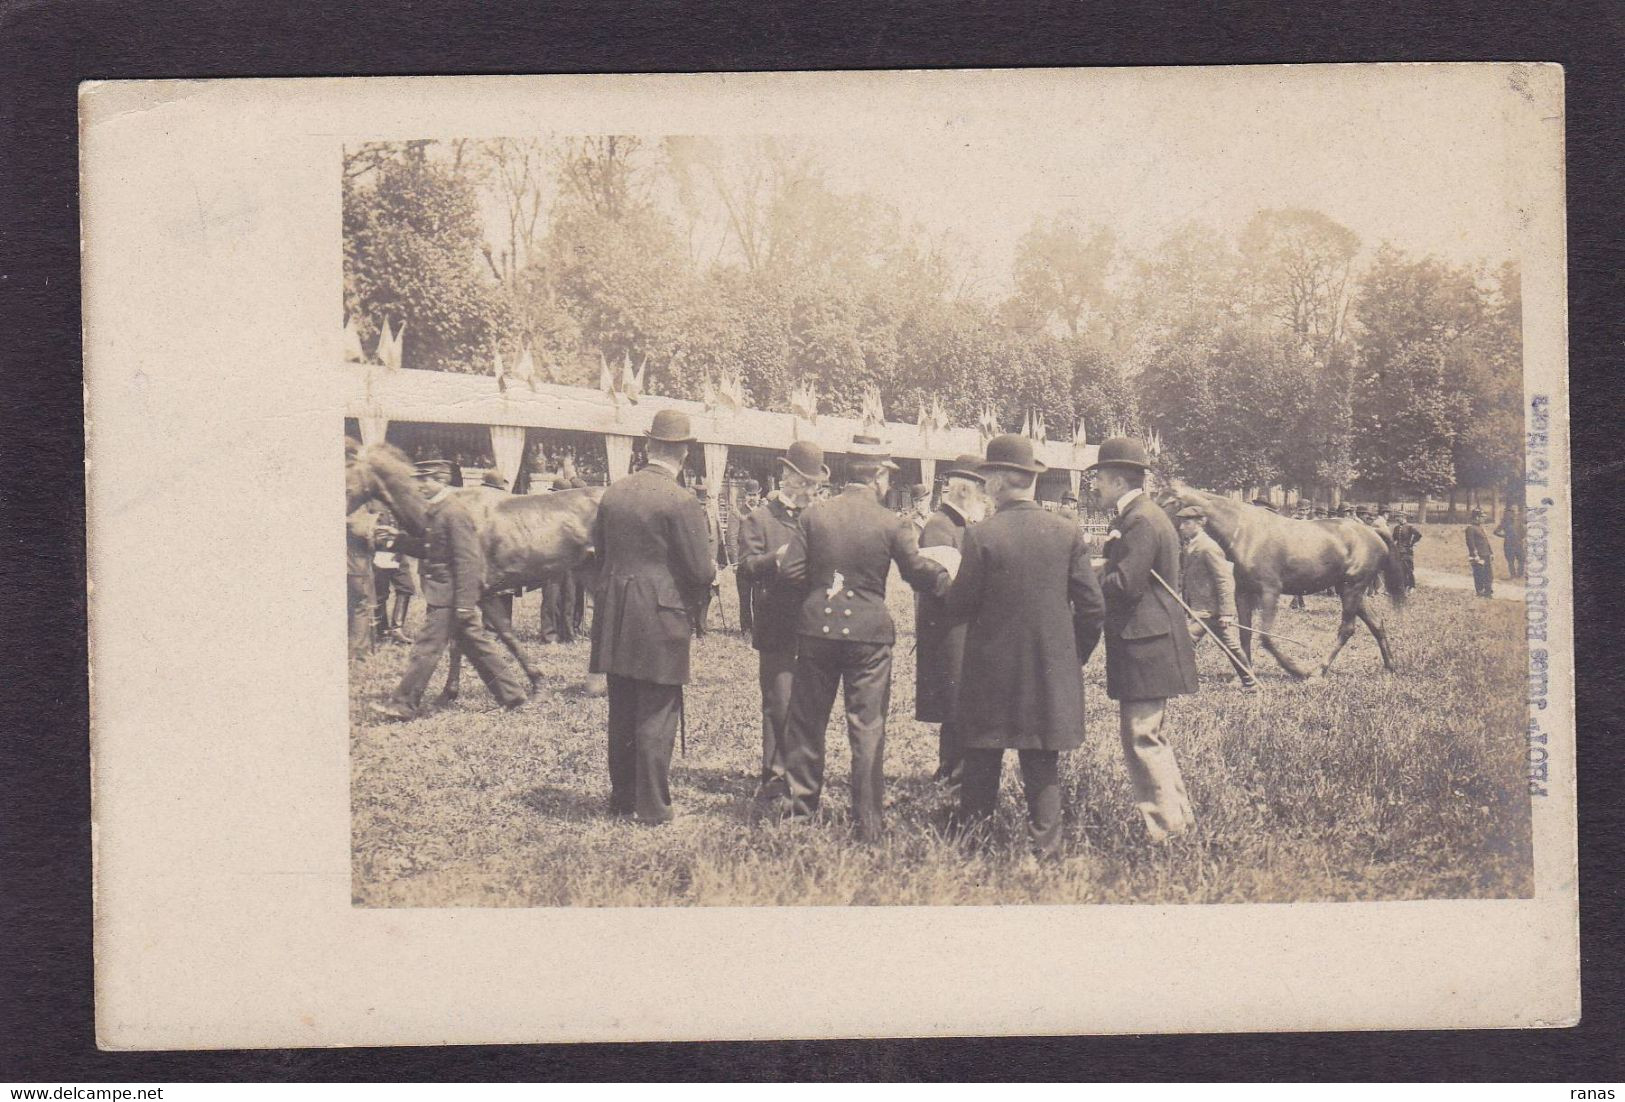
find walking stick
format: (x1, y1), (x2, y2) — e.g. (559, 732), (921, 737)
(1149, 568), (1259, 684)
(678, 687), (687, 757)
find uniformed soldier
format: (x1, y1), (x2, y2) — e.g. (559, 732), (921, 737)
(589, 409), (716, 824)
(737, 443), (828, 800)
(1466, 510), (1496, 597)
(943, 436), (1104, 859)
(772, 434), (951, 841)
(1175, 504), (1259, 692)
(914, 453), (986, 801)
(1087, 437), (1201, 841)
(370, 460), (530, 719)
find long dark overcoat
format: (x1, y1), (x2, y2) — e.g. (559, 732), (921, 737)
(914, 502), (971, 722)
(1100, 491), (1199, 702)
(941, 500), (1105, 750)
(588, 465), (715, 685)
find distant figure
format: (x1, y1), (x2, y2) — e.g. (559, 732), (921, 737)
(588, 410), (715, 824)
(691, 478), (723, 636)
(347, 500), (383, 660)
(1494, 504), (1526, 578)
(1175, 504), (1259, 692)
(1057, 490), (1080, 524)
(539, 467), (587, 643)
(908, 483), (934, 533)
(1391, 511), (1422, 592)
(1466, 510), (1496, 598)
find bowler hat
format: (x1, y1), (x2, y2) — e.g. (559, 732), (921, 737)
(980, 433), (1047, 474)
(942, 454), (987, 483)
(1175, 504), (1207, 520)
(779, 440), (830, 482)
(551, 475), (571, 491)
(848, 434), (900, 472)
(1084, 436), (1151, 472)
(909, 483), (930, 498)
(481, 470), (509, 489)
(743, 478), (762, 495)
(645, 408), (696, 443)
(1061, 489), (1079, 504)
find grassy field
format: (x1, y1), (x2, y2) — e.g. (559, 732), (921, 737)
(351, 571), (1531, 907)
(1410, 521), (1522, 583)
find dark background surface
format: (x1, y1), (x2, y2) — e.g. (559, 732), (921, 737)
(1, 0), (1620, 1082)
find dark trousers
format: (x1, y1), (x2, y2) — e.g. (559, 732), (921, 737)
(935, 721), (965, 799)
(1400, 553), (1417, 590)
(781, 636), (893, 841)
(736, 571), (754, 634)
(541, 573), (577, 642)
(606, 674), (682, 824)
(371, 567), (396, 635)
(961, 748), (1064, 859)
(1471, 560), (1495, 597)
(390, 605), (528, 709)
(756, 648), (796, 789)
(1505, 542), (1525, 578)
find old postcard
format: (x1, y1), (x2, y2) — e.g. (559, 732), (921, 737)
(83, 66), (1577, 1048)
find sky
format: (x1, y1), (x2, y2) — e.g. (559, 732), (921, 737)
(453, 65), (1531, 298)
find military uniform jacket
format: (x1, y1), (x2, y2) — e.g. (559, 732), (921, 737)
(1100, 491), (1199, 702)
(914, 502), (971, 723)
(1392, 521), (1422, 554)
(589, 464), (716, 685)
(778, 483), (949, 645)
(1465, 523), (1494, 563)
(736, 495), (803, 654)
(942, 500), (1104, 749)
(1179, 528), (1237, 619)
(391, 493), (484, 609)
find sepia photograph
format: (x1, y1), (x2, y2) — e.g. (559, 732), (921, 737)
(342, 118), (1533, 908)
(83, 66), (1575, 1046)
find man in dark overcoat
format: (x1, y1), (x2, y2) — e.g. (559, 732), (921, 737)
(1391, 511), (1422, 592)
(733, 478), (763, 636)
(589, 409), (716, 824)
(371, 460), (530, 719)
(1087, 437), (1200, 841)
(914, 453), (986, 799)
(942, 435), (1104, 859)
(1466, 509), (1496, 597)
(736, 443), (827, 799)
(1494, 504), (1526, 578)
(773, 435), (951, 841)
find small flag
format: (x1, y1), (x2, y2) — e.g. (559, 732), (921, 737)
(376, 318), (396, 367)
(598, 349), (614, 393)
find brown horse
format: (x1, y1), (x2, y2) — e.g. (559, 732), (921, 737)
(347, 441), (602, 703)
(1158, 484), (1405, 679)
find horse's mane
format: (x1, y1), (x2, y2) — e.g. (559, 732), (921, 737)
(357, 442), (417, 485)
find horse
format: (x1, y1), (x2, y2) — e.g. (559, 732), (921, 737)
(347, 441), (603, 704)
(1157, 483), (1406, 679)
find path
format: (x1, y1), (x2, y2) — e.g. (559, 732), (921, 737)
(1413, 567), (1525, 601)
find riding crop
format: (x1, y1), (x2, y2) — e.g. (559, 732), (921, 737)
(1149, 568), (1260, 684)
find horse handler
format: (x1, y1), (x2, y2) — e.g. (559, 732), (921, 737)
(1174, 504), (1260, 693)
(1087, 437), (1200, 841)
(943, 435), (1104, 860)
(589, 409), (716, 825)
(371, 460), (530, 720)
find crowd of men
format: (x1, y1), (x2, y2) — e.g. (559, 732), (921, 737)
(347, 411), (1525, 859)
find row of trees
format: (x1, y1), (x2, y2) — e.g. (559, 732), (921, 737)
(342, 138), (1523, 503)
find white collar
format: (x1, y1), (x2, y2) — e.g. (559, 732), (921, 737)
(1115, 487), (1143, 514)
(644, 457), (682, 479)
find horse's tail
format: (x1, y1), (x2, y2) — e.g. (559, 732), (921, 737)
(1377, 530), (1407, 608)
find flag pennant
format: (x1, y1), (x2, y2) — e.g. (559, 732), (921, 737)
(598, 349), (614, 393)
(376, 318), (396, 367)
(343, 315), (365, 362)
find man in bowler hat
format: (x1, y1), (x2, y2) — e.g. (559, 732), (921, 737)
(371, 460), (530, 719)
(733, 478), (764, 636)
(589, 409), (716, 824)
(1087, 437), (1200, 840)
(773, 435), (951, 841)
(942, 435), (1104, 859)
(914, 453), (987, 800)
(736, 441), (828, 800)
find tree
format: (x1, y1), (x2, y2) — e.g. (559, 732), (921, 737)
(343, 147), (510, 372)
(1238, 209), (1360, 356)
(1010, 215), (1117, 339)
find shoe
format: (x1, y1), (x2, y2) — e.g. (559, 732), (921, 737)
(368, 700), (416, 722)
(1239, 681), (1263, 695)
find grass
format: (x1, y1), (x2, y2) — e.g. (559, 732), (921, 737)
(351, 571), (1531, 907)
(1409, 521), (1521, 583)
